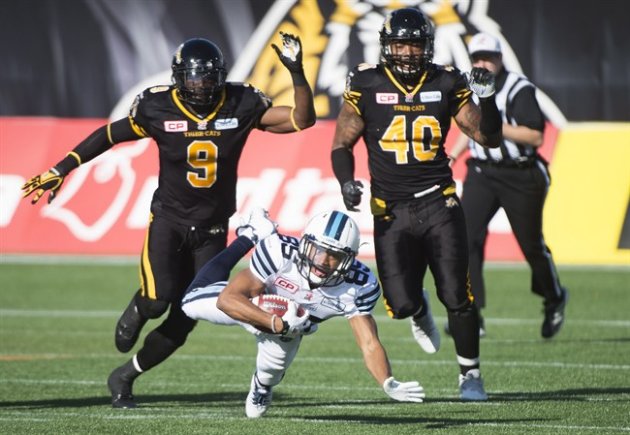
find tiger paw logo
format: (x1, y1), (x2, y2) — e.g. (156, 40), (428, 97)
(445, 197), (458, 209)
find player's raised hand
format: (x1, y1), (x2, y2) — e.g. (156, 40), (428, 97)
(22, 167), (65, 204)
(467, 67), (496, 99)
(271, 31), (303, 73)
(383, 377), (425, 403)
(341, 180), (363, 212)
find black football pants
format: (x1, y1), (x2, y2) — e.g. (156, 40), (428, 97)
(462, 159), (564, 309)
(374, 187), (480, 364)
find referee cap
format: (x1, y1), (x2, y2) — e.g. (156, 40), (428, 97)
(468, 33), (502, 56)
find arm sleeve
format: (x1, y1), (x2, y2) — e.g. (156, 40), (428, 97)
(331, 147), (355, 186)
(54, 118), (141, 175)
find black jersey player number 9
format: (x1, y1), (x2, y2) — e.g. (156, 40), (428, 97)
(379, 115), (442, 164)
(187, 140), (218, 188)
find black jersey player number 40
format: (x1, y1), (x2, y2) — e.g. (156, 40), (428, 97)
(379, 115), (441, 163)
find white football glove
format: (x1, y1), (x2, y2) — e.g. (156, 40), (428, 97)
(281, 302), (312, 338)
(383, 377), (425, 403)
(467, 67), (496, 99)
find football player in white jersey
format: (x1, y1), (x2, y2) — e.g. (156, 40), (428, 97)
(182, 208), (425, 418)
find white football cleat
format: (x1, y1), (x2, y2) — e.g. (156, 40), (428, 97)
(410, 289), (441, 354)
(245, 373), (273, 418)
(459, 369), (488, 401)
(236, 207), (277, 244)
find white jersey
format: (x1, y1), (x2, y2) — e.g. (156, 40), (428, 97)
(250, 233), (381, 322)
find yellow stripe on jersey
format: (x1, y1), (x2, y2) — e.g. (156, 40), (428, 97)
(140, 214), (157, 300)
(67, 151), (82, 165)
(384, 67), (428, 99)
(343, 89), (362, 115)
(455, 88), (472, 111)
(442, 184), (457, 196)
(106, 123), (114, 144)
(171, 88), (226, 124)
(128, 116), (148, 137)
(382, 297), (395, 319)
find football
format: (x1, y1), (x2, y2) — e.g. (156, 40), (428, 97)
(251, 294), (305, 317)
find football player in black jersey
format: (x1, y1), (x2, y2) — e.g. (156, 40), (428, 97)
(22, 33), (315, 408)
(331, 8), (501, 401)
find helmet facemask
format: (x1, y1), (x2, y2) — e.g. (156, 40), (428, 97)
(381, 37), (433, 81)
(173, 66), (226, 106)
(379, 8), (435, 82)
(298, 236), (356, 288)
(171, 38), (227, 107)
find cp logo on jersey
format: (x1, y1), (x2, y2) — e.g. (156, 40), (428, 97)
(274, 277), (299, 293)
(164, 120), (188, 132)
(376, 93), (398, 104)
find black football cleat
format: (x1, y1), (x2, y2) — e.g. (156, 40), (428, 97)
(115, 298), (148, 353)
(542, 287), (569, 339)
(108, 363), (137, 409)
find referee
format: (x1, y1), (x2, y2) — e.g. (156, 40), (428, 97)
(448, 33), (568, 339)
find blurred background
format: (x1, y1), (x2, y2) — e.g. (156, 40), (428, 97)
(1, 0), (629, 265)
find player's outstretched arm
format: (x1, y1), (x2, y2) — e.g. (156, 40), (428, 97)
(21, 118), (140, 204)
(348, 315), (425, 403)
(259, 32), (316, 133)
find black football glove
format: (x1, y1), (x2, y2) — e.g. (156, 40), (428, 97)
(467, 67), (496, 99)
(22, 167), (65, 204)
(341, 180), (363, 212)
(271, 31), (303, 73)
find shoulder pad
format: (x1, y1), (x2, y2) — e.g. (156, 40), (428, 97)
(357, 63), (378, 71)
(149, 85), (170, 93)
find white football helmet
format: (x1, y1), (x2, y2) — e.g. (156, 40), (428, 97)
(298, 210), (360, 287)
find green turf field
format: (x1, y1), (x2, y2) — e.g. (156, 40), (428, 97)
(1, 261), (629, 434)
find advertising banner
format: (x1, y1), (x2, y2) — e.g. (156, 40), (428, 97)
(1, 117), (560, 261)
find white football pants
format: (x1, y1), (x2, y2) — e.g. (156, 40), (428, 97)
(181, 283), (302, 386)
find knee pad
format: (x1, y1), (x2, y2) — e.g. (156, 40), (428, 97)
(388, 300), (421, 319)
(135, 294), (169, 319)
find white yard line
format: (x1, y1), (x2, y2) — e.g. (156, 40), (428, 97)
(1, 353), (629, 370)
(2, 308), (629, 328)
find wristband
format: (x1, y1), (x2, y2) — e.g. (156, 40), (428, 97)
(270, 314), (279, 334)
(280, 320), (290, 336)
(290, 71), (307, 86)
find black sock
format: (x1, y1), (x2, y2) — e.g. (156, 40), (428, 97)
(447, 306), (480, 374)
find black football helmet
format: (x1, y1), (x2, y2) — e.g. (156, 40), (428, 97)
(172, 38), (227, 106)
(379, 8), (435, 80)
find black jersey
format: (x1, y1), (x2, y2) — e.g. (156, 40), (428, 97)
(343, 64), (471, 202)
(129, 83), (271, 226)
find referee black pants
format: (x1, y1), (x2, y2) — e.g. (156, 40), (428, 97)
(462, 159), (564, 308)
